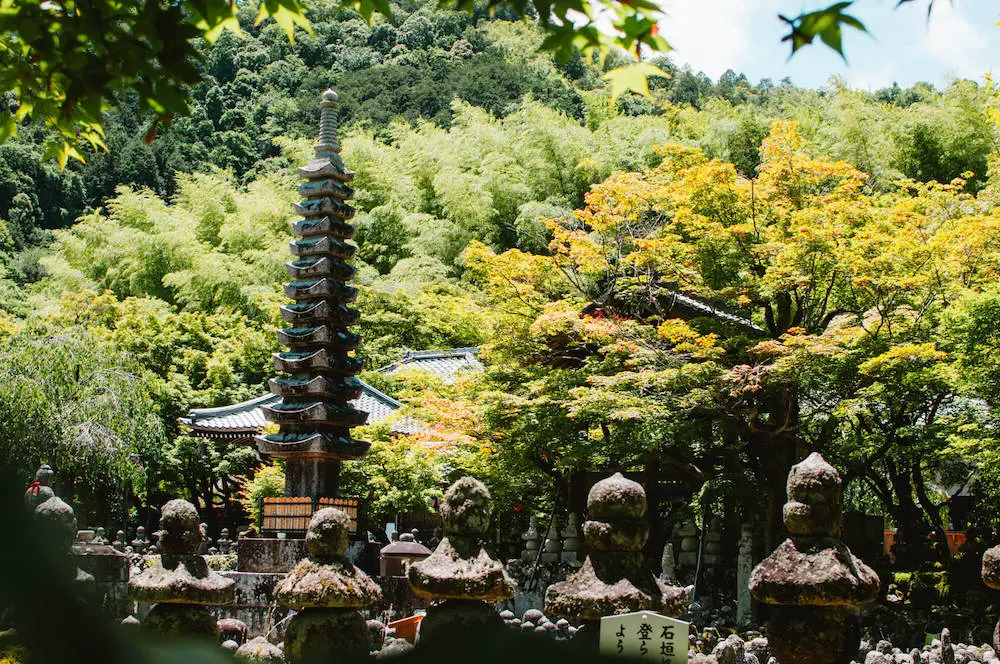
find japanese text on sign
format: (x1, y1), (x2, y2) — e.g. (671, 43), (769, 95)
(599, 611), (688, 664)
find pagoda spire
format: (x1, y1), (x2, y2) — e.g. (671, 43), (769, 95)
(255, 89), (369, 501)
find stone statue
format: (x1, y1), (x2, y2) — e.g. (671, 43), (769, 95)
(24, 464), (55, 511)
(129, 499), (235, 638)
(408, 477), (514, 642)
(276, 508), (381, 664)
(660, 541), (677, 584)
(130, 526), (149, 554)
(749, 454), (879, 664)
(217, 527), (233, 555)
(544, 473), (688, 645)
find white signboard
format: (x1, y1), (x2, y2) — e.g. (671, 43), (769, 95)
(599, 611), (689, 664)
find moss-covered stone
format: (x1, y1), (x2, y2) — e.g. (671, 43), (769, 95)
(408, 477), (514, 603)
(283, 609), (368, 664)
(544, 472), (688, 627)
(142, 603), (217, 639)
(749, 454), (878, 664)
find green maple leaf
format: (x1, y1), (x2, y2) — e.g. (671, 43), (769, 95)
(256, 0), (312, 42)
(603, 62), (670, 102)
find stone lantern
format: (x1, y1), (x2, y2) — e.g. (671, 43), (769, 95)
(544, 473), (688, 645)
(275, 507), (382, 664)
(408, 477), (515, 643)
(380, 533), (432, 577)
(749, 453), (879, 664)
(129, 499), (235, 638)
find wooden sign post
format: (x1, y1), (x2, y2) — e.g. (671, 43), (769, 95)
(599, 611), (689, 664)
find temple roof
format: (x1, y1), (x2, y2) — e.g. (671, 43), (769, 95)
(378, 347), (482, 383)
(179, 347), (482, 440)
(180, 380), (416, 439)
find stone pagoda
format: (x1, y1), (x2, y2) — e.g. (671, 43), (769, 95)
(749, 453), (879, 664)
(255, 88), (369, 500)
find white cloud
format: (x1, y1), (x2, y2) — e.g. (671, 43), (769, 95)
(919, 1), (988, 77)
(843, 65), (898, 91)
(659, 0), (781, 79)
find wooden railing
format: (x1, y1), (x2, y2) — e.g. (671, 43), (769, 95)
(262, 496), (359, 535)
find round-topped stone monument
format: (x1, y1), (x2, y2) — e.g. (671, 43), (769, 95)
(129, 499), (234, 638)
(35, 496), (94, 590)
(544, 473), (687, 645)
(750, 453), (879, 664)
(276, 507), (382, 664)
(408, 477), (514, 643)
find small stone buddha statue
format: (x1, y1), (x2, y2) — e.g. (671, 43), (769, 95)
(276, 507), (382, 664)
(128, 499), (235, 638)
(408, 477), (515, 643)
(24, 464), (55, 511)
(750, 453), (879, 664)
(544, 473), (687, 646)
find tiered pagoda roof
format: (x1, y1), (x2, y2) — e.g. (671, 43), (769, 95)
(255, 89), (369, 466)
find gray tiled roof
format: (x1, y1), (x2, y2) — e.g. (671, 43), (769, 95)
(668, 292), (765, 334)
(179, 348), (483, 439)
(378, 347), (482, 383)
(179, 380), (414, 437)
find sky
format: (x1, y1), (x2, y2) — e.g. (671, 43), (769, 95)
(658, 0), (1000, 90)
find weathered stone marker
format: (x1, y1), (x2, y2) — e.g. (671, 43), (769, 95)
(35, 496), (94, 591)
(129, 499), (235, 638)
(276, 507), (381, 664)
(408, 477), (514, 643)
(599, 611), (689, 663)
(981, 541), (1000, 649)
(545, 473), (687, 646)
(736, 523), (754, 627)
(749, 453), (879, 664)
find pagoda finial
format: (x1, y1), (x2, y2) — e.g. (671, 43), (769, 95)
(317, 88), (341, 154)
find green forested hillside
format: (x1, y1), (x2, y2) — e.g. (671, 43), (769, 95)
(4, 0), (1000, 541)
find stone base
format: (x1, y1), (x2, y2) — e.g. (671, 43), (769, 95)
(677, 552), (697, 567)
(72, 543), (129, 619)
(144, 603), (217, 639)
(378, 576), (431, 623)
(237, 538), (307, 573)
(768, 605), (859, 664)
(214, 572), (292, 639)
(418, 599), (502, 645)
(561, 551), (579, 564)
(284, 608), (368, 664)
